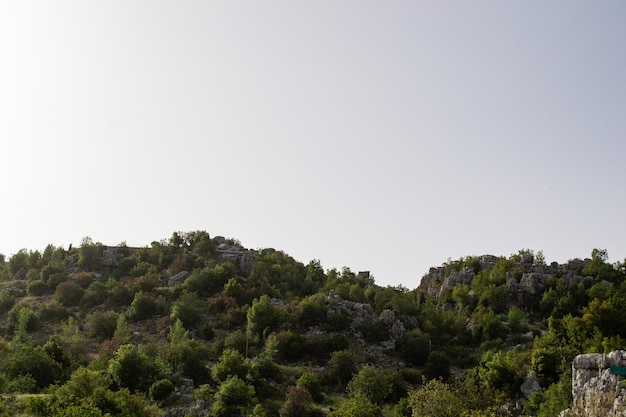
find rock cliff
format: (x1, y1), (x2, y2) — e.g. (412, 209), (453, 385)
(564, 351), (626, 416)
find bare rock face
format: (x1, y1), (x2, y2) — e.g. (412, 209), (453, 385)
(567, 350), (626, 415)
(506, 273), (549, 312)
(101, 247), (119, 267)
(521, 375), (543, 399)
(168, 271), (190, 287)
(213, 237), (257, 275)
(326, 293), (405, 350)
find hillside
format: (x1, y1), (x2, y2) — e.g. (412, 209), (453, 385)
(0, 232), (624, 417)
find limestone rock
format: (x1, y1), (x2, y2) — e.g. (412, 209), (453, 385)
(520, 375), (542, 399)
(168, 271), (190, 287)
(101, 247), (119, 267)
(569, 350), (626, 415)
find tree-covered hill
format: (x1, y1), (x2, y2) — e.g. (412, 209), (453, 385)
(0, 232), (624, 417)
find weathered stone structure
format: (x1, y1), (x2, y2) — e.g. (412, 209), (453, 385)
(564, 351), (626, 416)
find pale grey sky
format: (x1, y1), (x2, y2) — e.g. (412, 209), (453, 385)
(1, 2), (625, 288)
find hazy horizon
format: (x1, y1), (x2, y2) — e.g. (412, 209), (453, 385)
(1, 2), (625, 288)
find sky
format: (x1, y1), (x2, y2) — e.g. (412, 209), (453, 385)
(1, 1), (625, 289)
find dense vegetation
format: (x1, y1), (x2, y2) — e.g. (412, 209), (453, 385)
(0, 232), (624, 416)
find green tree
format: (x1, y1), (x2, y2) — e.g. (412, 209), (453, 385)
(108, 344), (162, 393)
(149, 379), (175, 405)
(165, 319), (211, 383)
(424, 351), (450, 381)
(279, 386), (320, 417)
(297, 369), (323, 402)
(3, 343), (64, 391)
(328, 350), (357, 387)
(128, 291), (159, 321)
(346, 365), (394, 405)
(212, 376), (256, 417)
(170, 290), (203, 328)
(330, 394), (380, 417)
(475, 350), (525, 397)
(87, 310), (119, 342)
(247, 295), (282, 342)
(55, 281), (85, 307)
(77, 237), (103, 271)
(408, 379), (464, 417)
(212, 348), (250, 383)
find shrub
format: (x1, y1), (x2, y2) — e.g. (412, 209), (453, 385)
(128, 291), (159, 321)
(27, 280), (51, 296)
(55, 281), (85, 307)
(149, 379), (175, 405)
(88, 311), (120, 341)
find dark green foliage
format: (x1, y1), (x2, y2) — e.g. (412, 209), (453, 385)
(87, 311), (120, 341)
(273, 330), (306, 361)
(44, 335), (72, 373)
(475, 350), (526, 397)
(170, 290), (203, 328)
(212, 376), (256, 417)
(396, 329), (431, 366)
(108, 344), (162, 393)
(306, 332), (350, 360)
(77, 237), (103, 271)
(296, 294), (328, 328)
(356, 320), (389, 343)
(6, 302), (40, 336)
(346, 366), (394, 405)
(323, 311), (352, 332)
(184, 264), (231, 297)
(165, 320), (211, 383)
(329, 394), (380, 417)
(27, 280), (51, 296)
(408, 379), (464, 417)
(297, 370), (323, 402)
(0, 290), (16, 313)
(2, 343), (64, 391)
(212, 348), (249, 383)
(128, 291), (161, 321)
(54, 280), (85, 307)
(247, 294), (283, 341)
(529, 370), (573, 417)
(39, 303), (70, 323)
(149, 379), (175, 405)
(424, 350), (450, 381)
(328, 350), (357, 387)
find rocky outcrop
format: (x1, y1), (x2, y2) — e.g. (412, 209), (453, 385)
(520, 375), (542, 399)
(213, 236), (257, 275)
(326, 292), (405, 350)
(566, 351), (626, 416)
(168, 271), (190, 287)
(506, 273), (549, 312)
(101, 247), (119, 267)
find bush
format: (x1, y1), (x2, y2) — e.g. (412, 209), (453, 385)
(108, 344), (162, 393)
(279, 386), (322, 417)
(38, 303), (70, 324)
(128, 291), (159, 321)
(88, 311), (120, 341)
(149, 379), (175, 404)
(0, 290), (16, 313)
(212, 376), (256, 417)
(346, 366), (394, 405)
(55, 281), (85, 307)
(27, 280), (51, 296)
(297, 370), (323, 402)
(328, 350), (357, 387)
